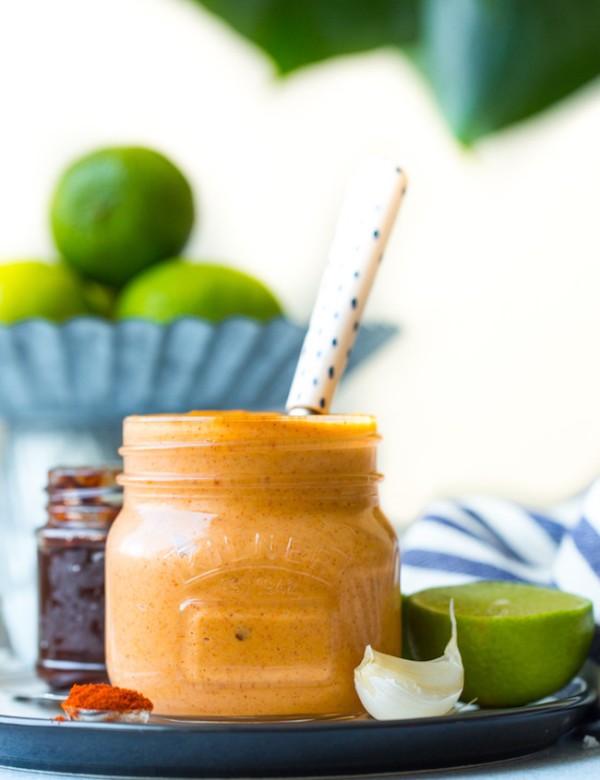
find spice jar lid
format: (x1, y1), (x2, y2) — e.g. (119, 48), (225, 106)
(47, 465), (123, 521)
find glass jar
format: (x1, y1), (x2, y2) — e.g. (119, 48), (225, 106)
(36, 466), (122, 689)
(106, 412), (400, 717)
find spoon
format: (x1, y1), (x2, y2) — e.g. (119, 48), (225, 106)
(286, 158), (407, 415)
(12, 690), (152, 722)
(12, 690), (67, 707)
(61, 704), (151, 723)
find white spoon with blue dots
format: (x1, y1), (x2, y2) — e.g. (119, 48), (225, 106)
(286, 158), (407, 415)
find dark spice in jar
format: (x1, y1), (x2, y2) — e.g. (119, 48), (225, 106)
(36, 466), (122, 690)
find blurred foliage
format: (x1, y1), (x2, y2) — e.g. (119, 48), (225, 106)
(420, 0), (600, 142)
(198, 0), (418, 73)
(194, 0), (600, 143)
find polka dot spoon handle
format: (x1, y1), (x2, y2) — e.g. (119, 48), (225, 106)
(286, 158), (407, 414)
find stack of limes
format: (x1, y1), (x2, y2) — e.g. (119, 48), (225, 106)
(0, 146), (283, 323)
(403, 581), (595, 707)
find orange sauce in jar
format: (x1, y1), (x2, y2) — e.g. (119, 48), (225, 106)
(105, 412), (400, 717)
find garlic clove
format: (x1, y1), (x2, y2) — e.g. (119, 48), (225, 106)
(354, 600), (464, 720)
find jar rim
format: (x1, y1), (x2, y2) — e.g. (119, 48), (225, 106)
(117, 472), (383, 488)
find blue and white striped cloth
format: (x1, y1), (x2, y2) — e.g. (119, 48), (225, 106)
(401, 481), (600, 622)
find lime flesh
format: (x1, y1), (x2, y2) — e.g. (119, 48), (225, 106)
(405, 581), (594, 707)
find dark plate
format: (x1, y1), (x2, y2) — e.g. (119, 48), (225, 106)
(0, 678), (594, 778)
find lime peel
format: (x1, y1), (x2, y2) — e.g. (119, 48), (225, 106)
(406, 582), (595, 707)
(354, 601), (464, 720)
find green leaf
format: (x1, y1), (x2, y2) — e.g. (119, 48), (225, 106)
(190, 0), (600, 142)
(420, 0), (600, 143)
(195, 0), (419, 73)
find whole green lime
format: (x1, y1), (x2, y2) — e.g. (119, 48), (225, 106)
(50, 146), (195, 287)
(0, 261), (89, 323)
(405, 581), (594, 707)
(116, 259), (283, 323)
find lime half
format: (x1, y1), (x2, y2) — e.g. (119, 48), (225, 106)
(405, 581), (594, 707)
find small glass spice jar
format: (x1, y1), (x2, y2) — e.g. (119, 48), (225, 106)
(36, 466), (122, 689)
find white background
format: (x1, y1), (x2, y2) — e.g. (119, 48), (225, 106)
(1, 0), (600, 526)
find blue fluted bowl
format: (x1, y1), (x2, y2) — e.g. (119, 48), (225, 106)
(0, 317), (398, 424)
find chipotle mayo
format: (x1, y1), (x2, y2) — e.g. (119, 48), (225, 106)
(106, 412), (400, 717)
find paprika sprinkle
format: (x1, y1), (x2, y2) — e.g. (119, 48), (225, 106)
(62, 684), (153, 722)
